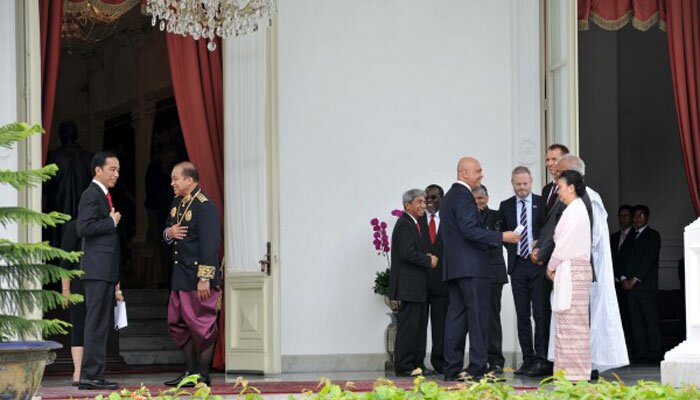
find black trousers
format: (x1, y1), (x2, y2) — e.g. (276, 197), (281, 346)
(510, 258), (547, 365)
(394, 300), (427, 374)
(444, 277), (491, 377)
(628, 289), (661, 361)
(615, 284), (633, 354)
(81, 280), (115, 381)
(487, 283), (505, 369)
(417, 293), (449, 373)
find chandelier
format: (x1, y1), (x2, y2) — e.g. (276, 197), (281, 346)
(145, 0), (276, 51)
(61, 0), (137, 45)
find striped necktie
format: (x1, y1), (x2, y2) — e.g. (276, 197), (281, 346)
(519, 199), (530, 258)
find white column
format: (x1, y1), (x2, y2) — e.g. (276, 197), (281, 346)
(661, 218), (700, 386)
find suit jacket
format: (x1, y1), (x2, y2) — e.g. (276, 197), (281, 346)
(542, 181), (558, 211)
(497, 194), (545, 275)
(537, 192), (593, 265)
(389, 213), (432, 302)
(164, 187), (222, 291)
(478, 208), (508, 284)
(76, 182), (121, 283)
(610, 229), (633, 280)
(441, 183), (502, 281)
(623, 227), (661, 291)
(419, 212), (448, 297)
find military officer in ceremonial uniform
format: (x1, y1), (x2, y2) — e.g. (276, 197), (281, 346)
(162, 161), (221, 387)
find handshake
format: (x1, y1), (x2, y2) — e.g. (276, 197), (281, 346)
(427, 253), (438, 268)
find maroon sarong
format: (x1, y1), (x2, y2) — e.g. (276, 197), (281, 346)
(168, 289), (220, 351)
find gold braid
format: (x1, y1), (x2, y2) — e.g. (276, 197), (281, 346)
(176, 188), (201, 225)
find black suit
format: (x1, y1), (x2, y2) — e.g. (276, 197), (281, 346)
(611, 229), (634, 350)
(417, 212), (448, 373)
(478, 208), (507, 369)
(624, 226), (662, 361)
(541, 181), (558, 212)
(390, 213), (432, 374)
(76, 182), (121, 381)
(498, 194), (546, 365)
(441, 183), (502, 378)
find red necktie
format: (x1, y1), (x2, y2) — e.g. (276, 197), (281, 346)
(415, 222), (421, 235)
(106, 191), (114, 210)
(429, 214), (437, 245)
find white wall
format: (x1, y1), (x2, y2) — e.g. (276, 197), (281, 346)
(0, 0), (19, 243)
(277, 0), (541, 368)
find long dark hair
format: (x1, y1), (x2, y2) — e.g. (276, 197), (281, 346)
(558, 170), (586, 198)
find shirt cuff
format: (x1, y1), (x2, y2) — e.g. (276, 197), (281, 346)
(162, 228), (174, 244)
(634, 277), (642, 283)
(620, 275), (627, 280)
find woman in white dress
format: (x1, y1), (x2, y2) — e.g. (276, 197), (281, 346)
(546, 170), (592, 381)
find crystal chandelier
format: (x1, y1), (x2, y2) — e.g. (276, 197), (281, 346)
(145, 0), (276, 51)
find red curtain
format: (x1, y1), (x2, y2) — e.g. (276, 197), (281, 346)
(39, 0), (63, 162)
(165, 34), (227, 369)
(578, 0), (666, 31)
(665, 0), (700, 215)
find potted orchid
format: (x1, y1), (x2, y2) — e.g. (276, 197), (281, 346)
(370, 209), (403, 310)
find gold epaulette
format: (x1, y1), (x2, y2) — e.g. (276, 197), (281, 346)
(196, 193), (208, 203)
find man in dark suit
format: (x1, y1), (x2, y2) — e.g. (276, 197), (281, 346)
(622, 204), (662, 363)
(531, 153), (594, 377)
(441, 157), (519, 380)
(497, 166), (546, 377)
(417, 184), (448, 374)
(541, 144), (569, 213)
(610, 204), (635, 350)
(76, 151), (123, 390)
(472, 184), (508, 375)
(390, 189), (438, 376)
(163, 162), (222, 386)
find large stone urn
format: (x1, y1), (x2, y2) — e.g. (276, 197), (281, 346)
(383, 297), (400, 371)
(0, 341), (61, 400)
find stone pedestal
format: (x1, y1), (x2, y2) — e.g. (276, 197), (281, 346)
(661, 217), (700, 386)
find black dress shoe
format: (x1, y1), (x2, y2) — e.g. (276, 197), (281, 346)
(420, 369), (436, 376)
(198, 375), (211, 386)
(590, 369), (599, 381)
(488, 365), (504, 375)
(78, 379), (119, 390)
(443, 374), (460, 382)
(514, 363), (532, 376)
(164, 371), (195, 387)
(394, 371), (413, 377)
(525, 361), (553, 378)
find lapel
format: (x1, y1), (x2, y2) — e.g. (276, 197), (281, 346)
(402, 213), (421, 240)
(91, 182), (110, 211)
(532, 196), (540, 224)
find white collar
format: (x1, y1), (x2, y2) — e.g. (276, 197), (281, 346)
(92, 179), (108, 195)
(405, 212), (418, 225)
(456, 181), (472, 191)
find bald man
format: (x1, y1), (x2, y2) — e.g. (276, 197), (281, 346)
(163, 162), (221, 387)
(441, 157), (519, 380)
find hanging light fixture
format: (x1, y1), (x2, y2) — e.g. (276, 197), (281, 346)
(145, 0), (276, 51)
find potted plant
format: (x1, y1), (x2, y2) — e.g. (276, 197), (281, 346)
(370, 209), (403, 370)
(0, 123), (82, 399)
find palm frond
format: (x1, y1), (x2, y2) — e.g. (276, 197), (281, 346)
(0, 208), (70, 228)
(0, 123), (43, 149)
(0, 239), (82, 264)
(0, 264), (83, 285)
(0, 164), (58, 189)
(0, 315), (71, 340)
(0, 289), (83, 313)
